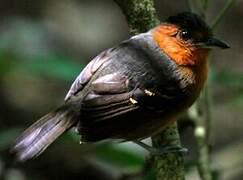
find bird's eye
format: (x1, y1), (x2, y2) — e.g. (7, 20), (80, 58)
(178, 30), (190, 41)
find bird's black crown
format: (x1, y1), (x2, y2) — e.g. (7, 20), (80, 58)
(166, 12), (212, 42)
(166, 12), (211, 33)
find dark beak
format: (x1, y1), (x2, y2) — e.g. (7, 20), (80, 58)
(205, 37), (230, 49)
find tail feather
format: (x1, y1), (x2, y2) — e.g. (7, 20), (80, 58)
(12, 105), (78, 161)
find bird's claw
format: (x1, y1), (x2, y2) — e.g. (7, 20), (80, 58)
(151, 146), (188, 156)
(133, 140), (188, 156)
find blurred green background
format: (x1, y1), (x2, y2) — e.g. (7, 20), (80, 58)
(0, 0), (242, 180)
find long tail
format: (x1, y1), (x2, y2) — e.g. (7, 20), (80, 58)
(11, 104), (78, 162)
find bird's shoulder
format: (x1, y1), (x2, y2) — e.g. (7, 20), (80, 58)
(64, 47), (117, 101)
(64, 32), (180, 101)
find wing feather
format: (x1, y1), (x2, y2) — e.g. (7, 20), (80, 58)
(64, 48), (114, 101)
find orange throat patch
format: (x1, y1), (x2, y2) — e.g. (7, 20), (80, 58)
(152, 24), (209, 66)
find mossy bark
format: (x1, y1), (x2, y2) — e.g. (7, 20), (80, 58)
(114, 0), (159, 34)
(114, 0), (185, 179)
(152, 124), (185, 180)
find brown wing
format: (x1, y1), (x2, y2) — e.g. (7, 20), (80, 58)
(75, 71), (177, 142)
(75, 72), (140, 141)
(80, 72), (139, 122)
(64, 48), (114, 101)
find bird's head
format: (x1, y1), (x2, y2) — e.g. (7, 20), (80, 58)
(152, 12), (230, 66)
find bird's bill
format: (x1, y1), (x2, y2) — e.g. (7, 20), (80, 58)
(196, 37), (230, 49)
(205, 37), (230, 49)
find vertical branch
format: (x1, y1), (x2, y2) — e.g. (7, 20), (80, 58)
(152, 124), (185, 180)
(203, 84), (212, 141)
(114, 0), (185, 179)
(189, 101), (212, 180)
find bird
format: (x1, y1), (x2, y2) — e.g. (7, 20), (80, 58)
(11, 12), (230, 162)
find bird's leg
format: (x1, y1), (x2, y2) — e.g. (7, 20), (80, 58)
(133, 140), (188, 156)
